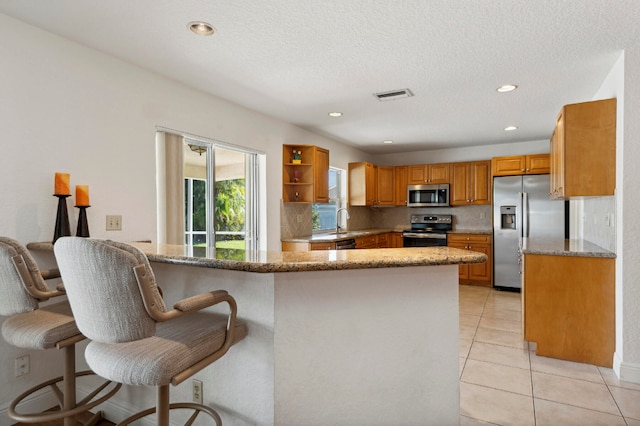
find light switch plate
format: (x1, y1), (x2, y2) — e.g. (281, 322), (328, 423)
(106, 215), (122, 231)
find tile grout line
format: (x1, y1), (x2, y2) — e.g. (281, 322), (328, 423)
(526, 320), (537, 426)
(598, 363), (628, 423)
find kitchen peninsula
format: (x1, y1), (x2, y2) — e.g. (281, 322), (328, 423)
(521, 238), (616, 367)
(28, 241), (485, 425)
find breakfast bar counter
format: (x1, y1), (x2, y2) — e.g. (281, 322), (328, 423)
(28, 241), (485, 426)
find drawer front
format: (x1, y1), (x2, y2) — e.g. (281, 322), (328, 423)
(355, 235), (378, 248)
(310, 242), (336, 250)
(448, 234), (491, 244)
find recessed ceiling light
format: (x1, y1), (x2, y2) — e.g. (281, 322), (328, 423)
(383, 140), (394, 144)
(504, 126), (518, 131)
(188, 21), (215, 36)
(328, 112), (343, 117)
(497, 84), (518, 93)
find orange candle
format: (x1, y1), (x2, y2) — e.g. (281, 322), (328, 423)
(75, 185), (90, 206)
(54, 172), (71, 195)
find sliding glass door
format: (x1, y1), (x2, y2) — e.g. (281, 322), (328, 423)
(183, 139), (259, 251)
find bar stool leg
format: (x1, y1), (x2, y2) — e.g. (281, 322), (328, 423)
(157, 385), (170, 426)
(63, 345), (76, 426)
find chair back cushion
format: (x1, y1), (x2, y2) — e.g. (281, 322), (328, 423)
(0, 238), (39, 315)
(54, 237), (165, 343)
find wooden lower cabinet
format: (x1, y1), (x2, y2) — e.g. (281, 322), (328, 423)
(447, 234), (492, 286)
(282, 232), (402, 251)
(310, 242), (336, 250)
(355, 235), (378, 249)
(281, 241), (336, 251)
(391, 232), (404, 248)
(376, 233), (390, 248)
(523, 254), (615, 367)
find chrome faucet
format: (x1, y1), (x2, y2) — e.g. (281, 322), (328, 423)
(336, 207), (350, 234)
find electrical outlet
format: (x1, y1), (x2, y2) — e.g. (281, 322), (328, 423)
(479, 212), (486, 220)
(192, 379), (203, 404)
(296, 214), (303, 223)
(106, 215), (122, 231)
(15, 355), (29, 377)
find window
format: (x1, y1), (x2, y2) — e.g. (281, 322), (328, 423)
(312, 167), (345, 232)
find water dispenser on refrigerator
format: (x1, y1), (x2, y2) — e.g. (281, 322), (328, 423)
(500, 206), (516, 230)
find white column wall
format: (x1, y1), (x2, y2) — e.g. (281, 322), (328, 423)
(618, 47), (640, 380)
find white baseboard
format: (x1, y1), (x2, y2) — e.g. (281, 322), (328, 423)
(0, 389), (59, 426)
(75, 382), (158, 426)
(617, 357), (640, 385)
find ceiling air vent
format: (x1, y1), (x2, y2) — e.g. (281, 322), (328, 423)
(373, 88), (414, 101)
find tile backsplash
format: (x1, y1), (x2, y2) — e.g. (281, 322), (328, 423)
(363, 204), (493, 232)
(280, 201), (312, 239)
(281, 201), (492, 239)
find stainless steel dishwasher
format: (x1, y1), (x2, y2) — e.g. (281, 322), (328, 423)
(335, 239), (356, 249)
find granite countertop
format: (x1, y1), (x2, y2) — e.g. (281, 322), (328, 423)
(448, 229), (493, 235)
(282, 228), (397, 243)
(28, 241), (486, 273)
(283, 228), (492, 243)
(520, 238), (615, 258)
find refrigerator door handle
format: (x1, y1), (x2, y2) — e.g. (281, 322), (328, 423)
(523, 192), (529, 238)
(517, 192), (524, 240)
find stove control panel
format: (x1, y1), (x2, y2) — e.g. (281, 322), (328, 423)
(410, 214), (452, 224)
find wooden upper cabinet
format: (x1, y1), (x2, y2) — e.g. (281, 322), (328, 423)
(550, 98), (616, 199)
(394, 166), (408, 206)
(492, 154), (550, 176)
(407, 163), (450, 184)
(282, 144), (330, 203)
(349, 162), (375, 206)
(450, 161), (491, 206)
(376, 166), (395, 206)
(526, 154), (550, 175)
(550, 124), (564, 199)
(349, 162), (395, 206)
(492, 156), (525, 176)
(314, 147), (330, 203)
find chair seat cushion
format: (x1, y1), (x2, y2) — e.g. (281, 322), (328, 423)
(85, 312), (247, 386)
(1, 301), (80, 349)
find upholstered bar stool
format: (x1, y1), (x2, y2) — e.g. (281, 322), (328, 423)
(54, 237), (248, 426)
(0, 237), (121, 426)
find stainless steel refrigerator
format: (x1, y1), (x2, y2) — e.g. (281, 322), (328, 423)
(493, 175), (566, 290)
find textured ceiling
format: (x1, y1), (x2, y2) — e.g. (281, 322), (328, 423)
(1, 1), (639, 154)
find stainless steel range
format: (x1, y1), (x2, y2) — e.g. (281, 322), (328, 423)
(403, 214), (452, 247)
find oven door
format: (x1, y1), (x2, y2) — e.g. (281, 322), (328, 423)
(403, 232), (448, 247)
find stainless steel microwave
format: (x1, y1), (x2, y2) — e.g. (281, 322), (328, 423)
(407, 184), (450, 207)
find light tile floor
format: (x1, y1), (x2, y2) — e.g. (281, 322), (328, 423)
(459, 284), (640, 426)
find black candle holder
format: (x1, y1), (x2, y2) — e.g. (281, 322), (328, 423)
(53, 194), (71, 244)
(76, 206), (90, 238)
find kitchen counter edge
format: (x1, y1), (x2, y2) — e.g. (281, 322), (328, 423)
(28, 241), (487, 273)
(520, 238), (616, 258)
(283, 228), (492, 243)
